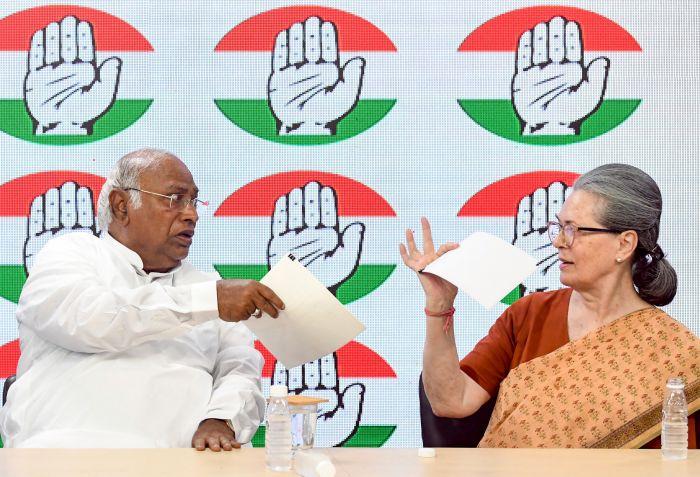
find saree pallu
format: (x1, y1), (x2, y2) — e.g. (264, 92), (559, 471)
(479, 308), (700, 448)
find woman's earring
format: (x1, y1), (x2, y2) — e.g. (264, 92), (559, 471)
(616, 257), (623, 263)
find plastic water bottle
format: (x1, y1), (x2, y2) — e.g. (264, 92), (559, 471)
(266, 384), (292, 471)
(661, 377), (688, 460)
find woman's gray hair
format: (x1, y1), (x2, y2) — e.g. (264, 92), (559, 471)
(574, 163), (677, 306)
(97, 148), (171, 231)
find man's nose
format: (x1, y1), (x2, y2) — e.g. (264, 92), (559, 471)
(180, 202), (199, 223)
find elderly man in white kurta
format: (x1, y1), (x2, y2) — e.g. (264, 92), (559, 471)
(0, 149), (285, 450)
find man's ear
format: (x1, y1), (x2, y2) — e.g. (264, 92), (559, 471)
(109, 189), (130, 225)
(618, 230), (638, 262)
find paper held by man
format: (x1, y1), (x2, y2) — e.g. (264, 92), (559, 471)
(423, 232), (537, 309)
(243, 255), (365, 369)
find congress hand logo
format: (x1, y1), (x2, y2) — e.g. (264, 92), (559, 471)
(267, 181), (364, 294)
(214, 6), (395, 145)
(268, 16), (365, 136)
(25, 16), (121, 135)
(267, 181), (365, 447)
(512, 17), (609, 136)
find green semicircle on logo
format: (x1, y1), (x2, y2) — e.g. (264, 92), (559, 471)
(214, 99), (395, 146)
(0, 99), (152, 145)
(458, 99), (641, 146)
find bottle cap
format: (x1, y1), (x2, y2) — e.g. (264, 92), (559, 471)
(418, 447), (436, 458)
(667, 377), (685, 389)
(270, 384), (288, 398)
(316, 460), (336, 477)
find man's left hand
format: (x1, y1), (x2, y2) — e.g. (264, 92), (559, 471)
(191, 419), (241, 452)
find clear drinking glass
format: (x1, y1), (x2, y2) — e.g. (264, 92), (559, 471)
(287, 396), (327, 450)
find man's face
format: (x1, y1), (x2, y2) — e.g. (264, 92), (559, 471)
(126, 156), (199, 272)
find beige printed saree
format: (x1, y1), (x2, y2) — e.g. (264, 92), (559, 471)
(479, 308), (700, 448)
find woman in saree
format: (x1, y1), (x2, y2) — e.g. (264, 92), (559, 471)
(401, 164), (699, 448)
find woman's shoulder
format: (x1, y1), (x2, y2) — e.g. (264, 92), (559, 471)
(644, 308), (700, 340)
(507, 287), (573, 316)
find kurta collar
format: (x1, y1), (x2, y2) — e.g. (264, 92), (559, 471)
(103, 232), (182, 277)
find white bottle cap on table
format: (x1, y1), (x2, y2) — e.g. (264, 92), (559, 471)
(418, 447), (436, 458)
(316, 460), (336, 477)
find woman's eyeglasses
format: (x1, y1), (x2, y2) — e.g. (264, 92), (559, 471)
(547, 221), (622, 247)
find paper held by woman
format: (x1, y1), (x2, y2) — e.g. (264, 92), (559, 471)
(423, 232), (536, 309)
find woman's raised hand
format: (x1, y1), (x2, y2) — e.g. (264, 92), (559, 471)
(399, 217), (459, 311)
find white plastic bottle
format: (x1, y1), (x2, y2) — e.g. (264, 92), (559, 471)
(266, 384), (292, 471)
(661, 377), (688, 460)
(293, 450), (336, 477)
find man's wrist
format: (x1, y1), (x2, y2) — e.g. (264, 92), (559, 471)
(223, 419), (235, 435)
(201, 418), (235, 435)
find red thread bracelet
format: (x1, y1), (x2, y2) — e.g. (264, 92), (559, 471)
(424, 306), (455, 333)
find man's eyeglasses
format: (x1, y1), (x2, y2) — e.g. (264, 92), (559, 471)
(124, 188), (208, 211)
(547, 221), (622, 247)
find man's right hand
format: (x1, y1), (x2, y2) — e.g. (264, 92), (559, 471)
(216, 280), (284, 322)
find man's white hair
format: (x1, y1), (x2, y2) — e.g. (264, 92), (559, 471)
(97, 148), (173, 231)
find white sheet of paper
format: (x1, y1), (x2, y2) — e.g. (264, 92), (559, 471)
(422, 232), (537, 309)
(243, 255), (365, 369)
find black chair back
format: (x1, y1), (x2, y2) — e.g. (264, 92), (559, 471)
(2, 375), (16, 406)
(419, 373), (496, 447)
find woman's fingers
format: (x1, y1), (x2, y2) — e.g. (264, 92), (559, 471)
(401, 220), (457, 271)
(405, 227), (419, 255)
(399, 243), (411, 264)
(399, 243), (422, 272)
(436, 242), (459, 256)
(420, 217), (435, 254)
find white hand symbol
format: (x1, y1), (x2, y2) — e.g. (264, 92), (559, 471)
(512, 182), (571, 295)
(24, 182), (100, 275)
(272, 353), (365, 447)
(512, 17), (609, 135)
(267, 181), (364, 294)
(266, 181), (366, 446)
(24, 16), (122, 135)
(268, 16), (365, 135)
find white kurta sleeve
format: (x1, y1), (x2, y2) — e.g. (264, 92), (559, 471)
(17, 236), (220, 353)
(203, 322), (266, 444)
